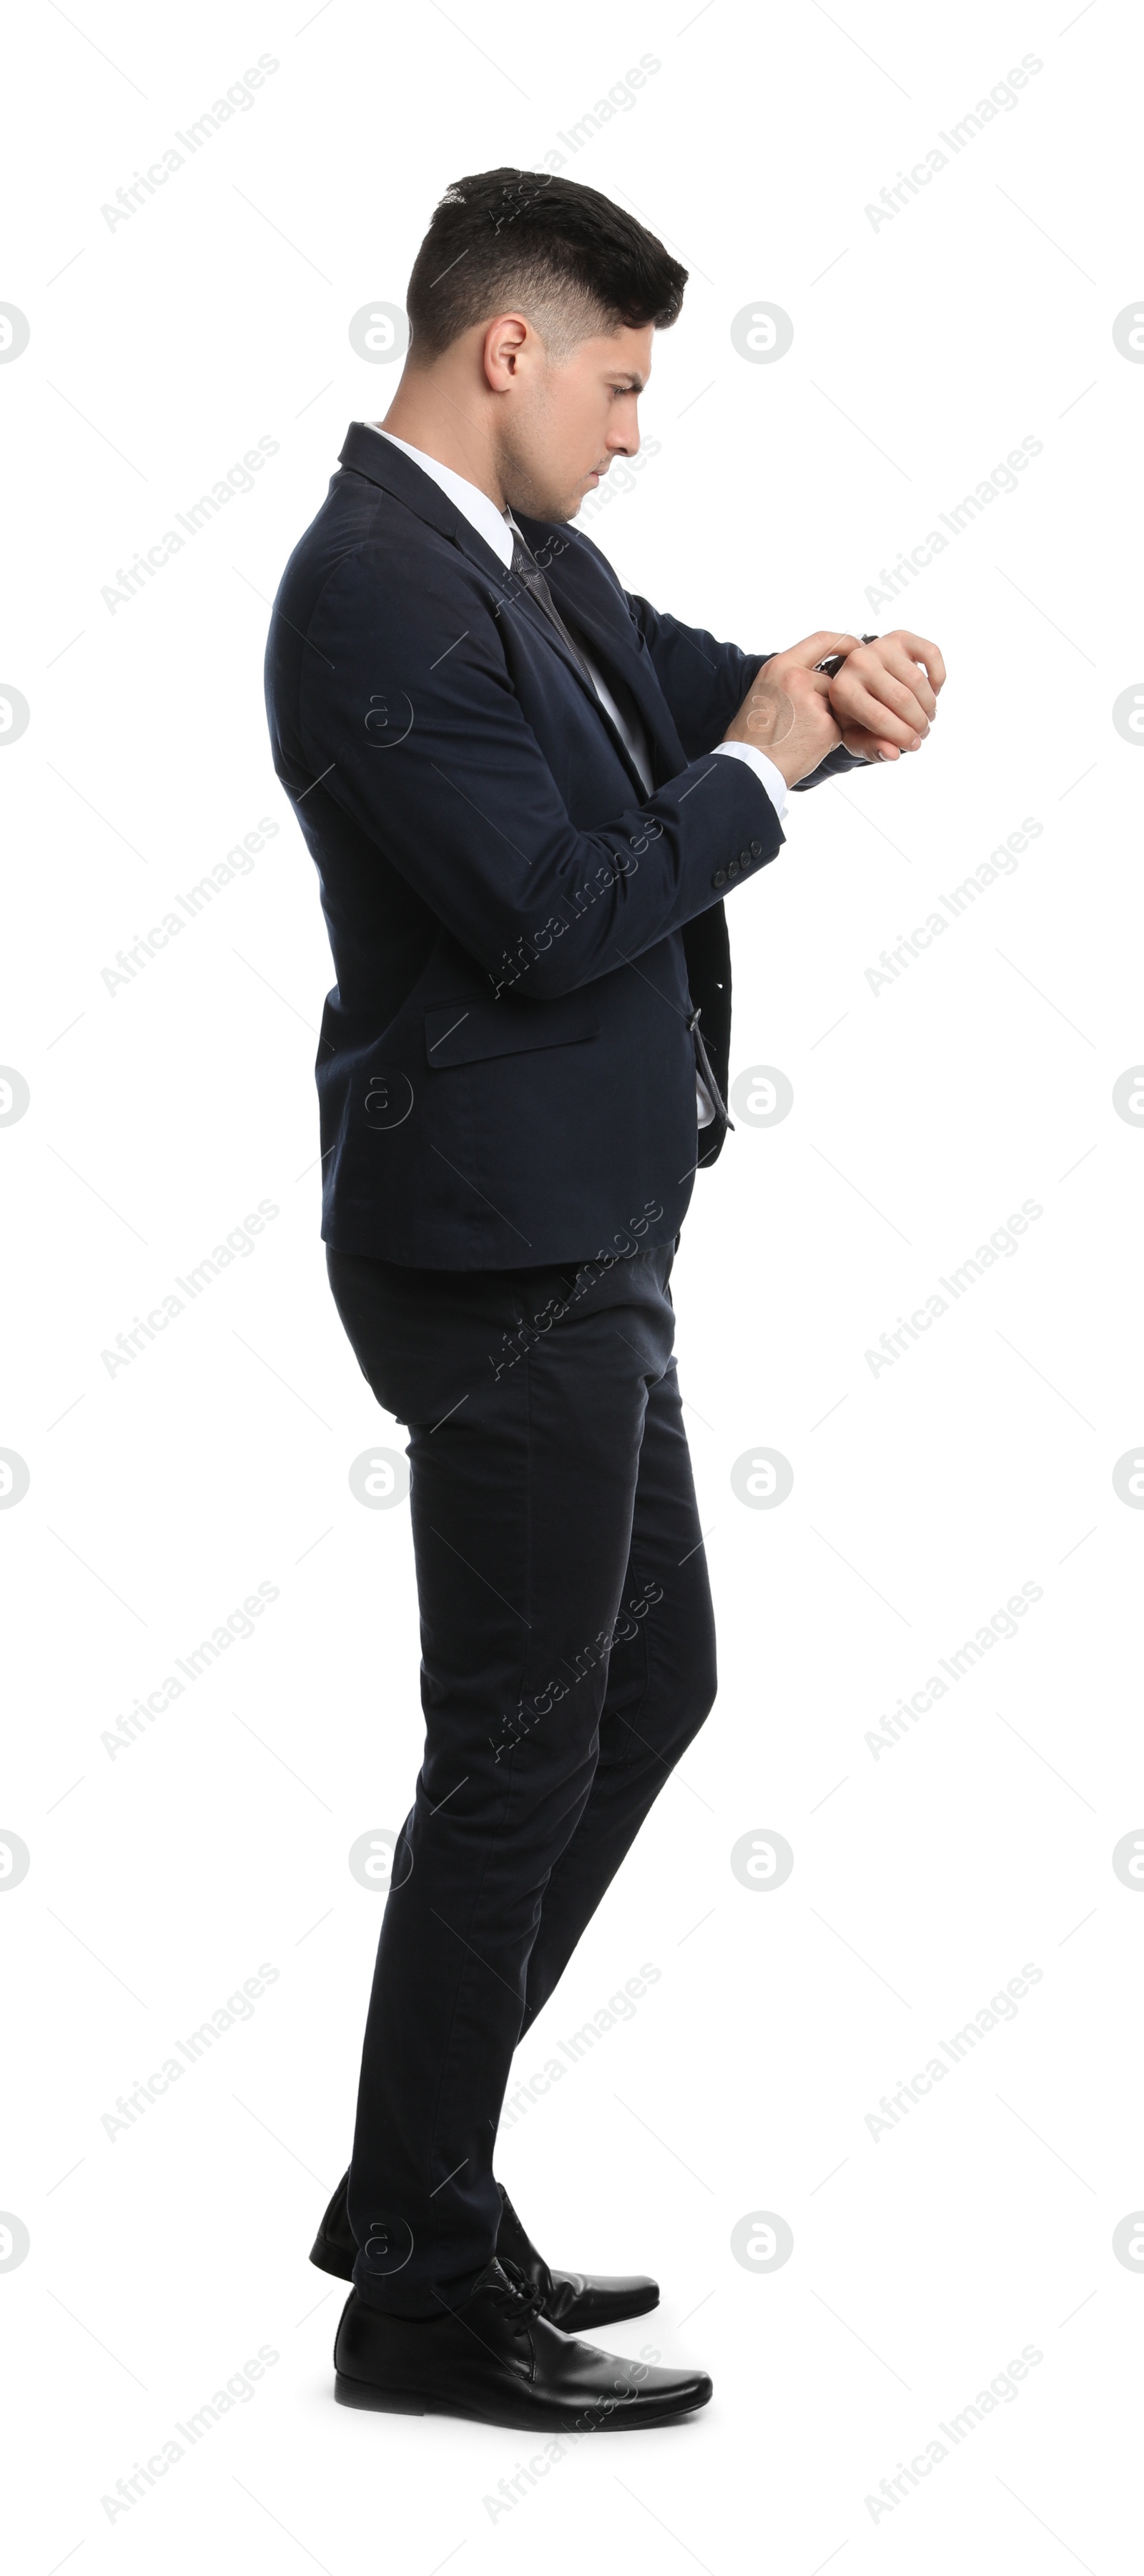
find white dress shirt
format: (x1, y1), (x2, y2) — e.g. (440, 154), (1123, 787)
(368, 426), (789, 1126)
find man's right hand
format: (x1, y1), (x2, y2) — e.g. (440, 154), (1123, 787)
(721, 631), (860, 785)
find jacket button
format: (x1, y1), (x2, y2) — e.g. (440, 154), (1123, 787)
(739, 847), (751, 863)
(727, 857), (739, 877)
(750, 839), (763, 856)
(712, 870), (726, 887)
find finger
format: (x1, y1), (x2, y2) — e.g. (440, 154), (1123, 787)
(883, 630), (947, 693)
(774, 629), (863, 672)
(842, 725), (902, 762)
(832, 682), (920, 749)
(831, 666), (929, 741)
(841, 654), (932, 731)
(871, 639), (939, 722)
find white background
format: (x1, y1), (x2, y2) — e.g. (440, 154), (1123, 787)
(2, 2), (1143, 2569)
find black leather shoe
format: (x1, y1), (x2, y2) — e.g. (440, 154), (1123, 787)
(311, 2171), (659, 2333)
(333, 2257), (711, 2431)
(495, 2182), (659, 2331)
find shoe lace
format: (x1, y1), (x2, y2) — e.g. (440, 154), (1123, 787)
(489, 2256), (546, 2324)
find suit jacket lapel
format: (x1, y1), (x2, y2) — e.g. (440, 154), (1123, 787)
(516, 514), (689, 787)
(447, 518), (654, 787)
(335, 428), (667, 797)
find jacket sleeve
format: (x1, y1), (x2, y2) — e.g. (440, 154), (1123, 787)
(791, 740), (872, 791)
(290, 544), (784, 1004)
(608, 582), (769, 759)
(616, 581), (872, 789)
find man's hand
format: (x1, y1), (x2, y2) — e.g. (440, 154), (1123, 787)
(827, 629), (946, 761)
(722, 630), (858, 786)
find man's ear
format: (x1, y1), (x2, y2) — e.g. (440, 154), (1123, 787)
(483, 313), (530, 390)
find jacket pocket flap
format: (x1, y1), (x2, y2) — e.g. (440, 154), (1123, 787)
(425, 995), (601, 1067)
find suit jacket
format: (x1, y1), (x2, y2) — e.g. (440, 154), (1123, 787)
(264, 423), (864, 1268)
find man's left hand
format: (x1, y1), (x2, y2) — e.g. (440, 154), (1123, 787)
(827, 629), (947, 762)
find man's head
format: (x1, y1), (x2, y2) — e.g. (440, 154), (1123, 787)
(385, 169), (687, 522)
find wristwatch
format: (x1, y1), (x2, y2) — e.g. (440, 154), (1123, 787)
(815, 633), (883, 761)
(813, 631), (880, 679)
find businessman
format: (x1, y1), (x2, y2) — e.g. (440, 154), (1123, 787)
(265, 167), (944, 2432)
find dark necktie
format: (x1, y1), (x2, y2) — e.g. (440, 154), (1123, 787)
(508, 523), (598, 687)
(508, 521), (652, 773)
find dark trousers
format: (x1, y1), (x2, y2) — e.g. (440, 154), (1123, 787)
(325, 1233), (717, 2316)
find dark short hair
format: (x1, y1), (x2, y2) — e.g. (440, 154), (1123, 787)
(405, 167), (687, 363)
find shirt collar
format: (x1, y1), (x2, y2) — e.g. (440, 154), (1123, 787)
(365, 425), (515, 570)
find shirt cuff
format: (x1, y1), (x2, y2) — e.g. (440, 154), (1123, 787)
(711, 739), (789, 822)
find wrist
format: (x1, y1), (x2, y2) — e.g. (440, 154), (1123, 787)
(766, 741), (802, 787)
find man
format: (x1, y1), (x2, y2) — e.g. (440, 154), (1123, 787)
(265, 167), (943, 2432)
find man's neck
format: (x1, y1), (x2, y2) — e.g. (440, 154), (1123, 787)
(376, 381), (505, 510)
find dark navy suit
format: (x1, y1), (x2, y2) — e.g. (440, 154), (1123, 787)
(264, 428), (867, 2314)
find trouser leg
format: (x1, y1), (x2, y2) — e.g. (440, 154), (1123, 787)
(518, 1352), (717, 2037)
(326, 1240), (686, 2315)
